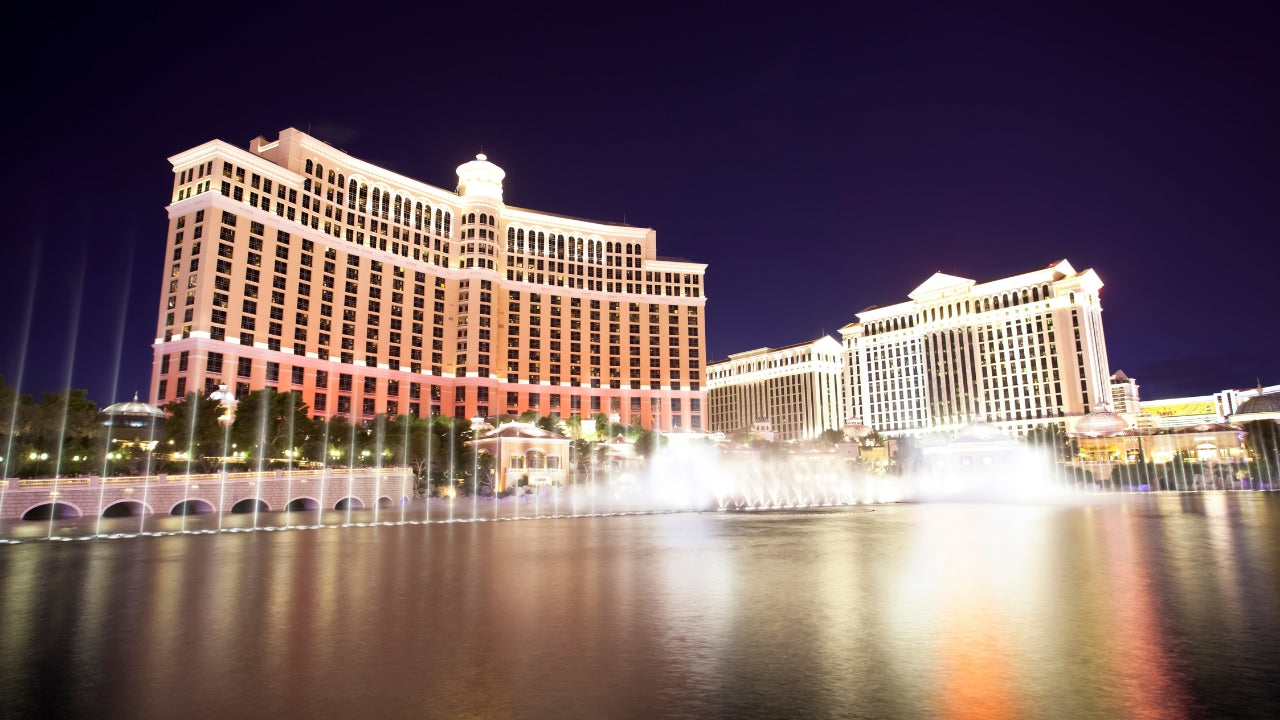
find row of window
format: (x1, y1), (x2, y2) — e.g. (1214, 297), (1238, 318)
(862, 284), (1060, 336)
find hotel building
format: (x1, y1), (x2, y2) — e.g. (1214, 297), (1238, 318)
(707, 337), (844, 442)
(150, 128), (707, 430)
(839, 260), (1111, 438)
(1141, 383), (1280, 430)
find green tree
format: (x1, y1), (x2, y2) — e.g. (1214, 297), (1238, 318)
(536, 413), (560, 434)
(569, 438), (595, 479)
(564, 413), (583, 439)
(818, 429), (844, 446)
(385, 414), (437, 476)
(422, 416), (477, 492)
(0, 374), (17, 460)
(163, 393), (226, 473)
(1024, 423), (1073, 461)
(309, 414), (363, 466)
(15, 389), (105, 462)
(592, 412), (611, 440)
(891, 436), (923, 475)
(748, 438), (787, 458)
(635, 428), (667, 459)
(1242, 420), (1280, 467)
(229, 389), (315, 465)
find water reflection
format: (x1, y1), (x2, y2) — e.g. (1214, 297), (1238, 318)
(0, 496), (1277, 718)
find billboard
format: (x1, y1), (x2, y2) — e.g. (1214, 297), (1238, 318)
(1141, 400), (1217, 418)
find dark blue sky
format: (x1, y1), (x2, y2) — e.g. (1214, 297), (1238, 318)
(2, 1), (1277, 405)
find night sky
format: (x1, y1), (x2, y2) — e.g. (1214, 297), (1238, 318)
(2, 2), (1277, 407)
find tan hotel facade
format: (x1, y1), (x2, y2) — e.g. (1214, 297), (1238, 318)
(707, 337), (844, 442)
(151, 128), (708, 430)
(840, 260), (1112, 438)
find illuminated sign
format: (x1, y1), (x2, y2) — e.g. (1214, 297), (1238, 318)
(1143, 401), (1216, 418)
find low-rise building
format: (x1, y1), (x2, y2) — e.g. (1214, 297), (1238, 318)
(469, 422), (569, 491)
(707, 337), (844, 442)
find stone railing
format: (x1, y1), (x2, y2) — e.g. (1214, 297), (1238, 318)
(7, 466), (413, 489)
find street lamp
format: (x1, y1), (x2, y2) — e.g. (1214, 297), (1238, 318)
(29, 451), (49, 476)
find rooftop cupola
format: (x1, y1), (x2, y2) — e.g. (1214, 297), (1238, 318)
(455, 153), (505, 202)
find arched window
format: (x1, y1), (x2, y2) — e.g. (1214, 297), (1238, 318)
(348, 180), (357, 208)
(315, 163), (323, 178)
(372, 188), (381, 210)
(507, 227), (515, 252)
(557, 236), (565, 258)
(415, 202), (423, 230)
(1042, 284), (1050, 299)
(381, 192), (389, 216)
(537, 232), (545, 255)
(1031, 287), (1039, 302)
(338, 174), (344, 187)
(1002, 294), (1010, 308)
(479, 213), (487, 225)
(607, 241), (614, 253)
(328, 170), (336, 184)
(305, 159), (314, 174)
(1021, 289), (1030, 304)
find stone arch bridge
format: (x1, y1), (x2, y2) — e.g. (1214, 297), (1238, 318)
(0, 467), (415, 521)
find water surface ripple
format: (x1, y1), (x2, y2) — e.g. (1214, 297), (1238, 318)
(1, 494), (1278, 718)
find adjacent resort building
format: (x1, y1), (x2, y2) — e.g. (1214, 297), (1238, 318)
(707, 337), (844, 442)
(839, 260), (1111, 438)
(707, 260), (1114, 442)
(150, 128), (708, 430)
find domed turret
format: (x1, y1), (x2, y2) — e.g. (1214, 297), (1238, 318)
(1232, 389), (1280, 423)
(842, 417), (874, 441)
(102, 392), (165, 428)
(1071, 407), (1130, 438)
(455, 153), (505, 202)
(101, 392), (166, 445)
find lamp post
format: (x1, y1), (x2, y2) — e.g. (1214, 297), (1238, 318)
(29, 451), (49, 477)
(209, 385), (238, 524)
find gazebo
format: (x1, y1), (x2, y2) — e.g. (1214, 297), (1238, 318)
(101, 392), (166, 448)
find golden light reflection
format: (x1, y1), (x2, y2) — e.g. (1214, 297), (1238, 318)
(1098, 503), (1193, 719)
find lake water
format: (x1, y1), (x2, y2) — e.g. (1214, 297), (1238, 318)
(2, 493), (1278, 718)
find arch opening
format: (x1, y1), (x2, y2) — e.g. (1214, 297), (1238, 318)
(172, 499), (215, 515)
(286, 497), (319, 511)
(102, 500), (150, 517)
(334, 497), (364, 510)
(230, 499), (270, 514)
(22, 502), (83, 521)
